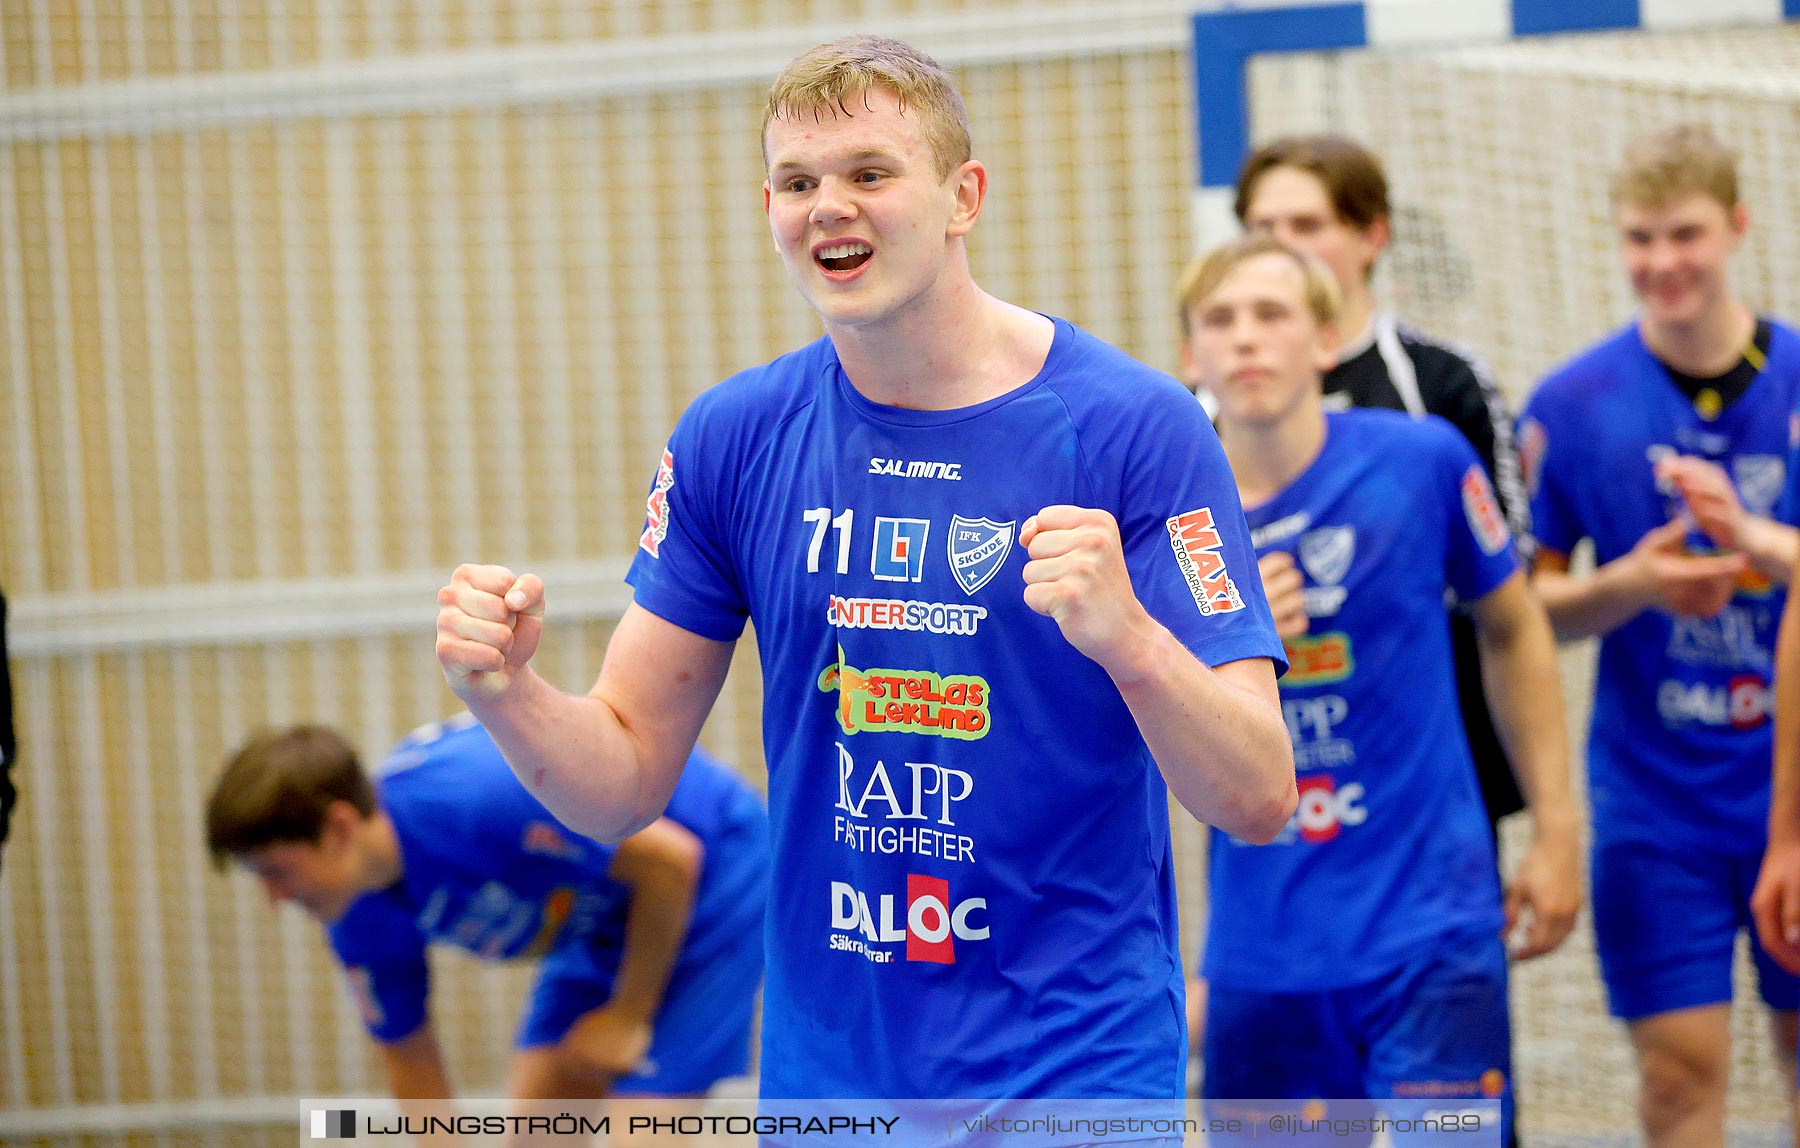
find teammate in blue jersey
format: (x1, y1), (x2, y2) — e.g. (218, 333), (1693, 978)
(205, 715), (768, 1119)
(1519, 123), (1800, 1148)
(1179, 234), (1581, 1139)
(433, 36), (1295, 1100)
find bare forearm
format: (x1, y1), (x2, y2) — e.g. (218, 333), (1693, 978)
(1111, 623), (1294, 843)
(466, 670), (659, 843)
(1772, 600), (1800, 844)
(1738, 517), (1799, 586)
(1476, 604), (1578, 837)
(380, 1031), (463, 1148)
(1531, 560), (1648, 641)
(610, 862), (697, 1022)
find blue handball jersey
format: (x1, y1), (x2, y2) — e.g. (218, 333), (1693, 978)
(327, 714), (766, 1043)
(625, 318), (1283, 1100)
(1205, 410), (1517, 992)
(1519, 320), (1800, 850)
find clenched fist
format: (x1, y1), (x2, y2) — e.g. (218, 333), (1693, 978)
(1020, 505), (1152, 670)
(1257, 550), (1309, 641)
(435, 564), (546, 702)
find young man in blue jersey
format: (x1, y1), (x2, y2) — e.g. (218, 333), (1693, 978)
(1519, 123), (1800, 1148)
(433, 35), (1294, 1100)
(1179, 234), (1581, 1141)
(206, 715), (768, 1126)
(1233, 135), (1529, 840)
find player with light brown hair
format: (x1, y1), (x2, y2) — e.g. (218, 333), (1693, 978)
(1181, 234), (1577, 1145)
(1521, 122), (1800, 1148)
(435, 34), (1293, 1100)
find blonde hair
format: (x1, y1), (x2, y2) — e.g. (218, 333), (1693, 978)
(1176, 233), (1341, 337)
(762, 35), (971, 180)
(1611, 123), (1739, 211)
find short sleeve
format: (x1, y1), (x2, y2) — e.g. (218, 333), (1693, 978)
(625, 397), (751, 641)
(1117, 387), (1288, 676)
(1517, 397), (1582, 558)
(329, 897), (431, 1043)
(1436, 423), (1521, 602)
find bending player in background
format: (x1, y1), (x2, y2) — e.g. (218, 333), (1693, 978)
(1181, 234), (1580, 1144)
(1520, 123), (1800, 1148)
(435, 35), (1293, 1101)
(206, 714), (768, 1143)
(1233, 133), (1530, 840)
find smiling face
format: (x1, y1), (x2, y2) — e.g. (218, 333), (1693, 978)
(1617, 191), (1746, 331)
(763, 86), (983, 331)
(1184, 251), (1337, 431)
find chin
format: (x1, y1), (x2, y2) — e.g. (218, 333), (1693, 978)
(1639, 287), (1705, 325)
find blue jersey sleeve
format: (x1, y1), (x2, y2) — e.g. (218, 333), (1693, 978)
(1120, 386), (1287, 674)
(328, 896), (430, 1043)
(1782, 419), (1800, 528)
(624, 391), (751, 641)
(1435, 420), (1521, 601)
(1518, 395), (1583, 557)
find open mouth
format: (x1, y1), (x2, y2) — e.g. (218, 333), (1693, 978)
(817, 241), (873, 273)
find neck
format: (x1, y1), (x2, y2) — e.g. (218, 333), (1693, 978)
(1337, 281), (1376, 354)
(1641, 297), (1755, 376)
(827, 267), (1053, 410)
(359, 813), (405, 893)
(1220, 396), (1328, 508)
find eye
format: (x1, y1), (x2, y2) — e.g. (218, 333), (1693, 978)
(1290, 217), (1323, 236)
(1201, 307), (1233, 329)
(781, 176), (816, 193)
(855, 169), (885, 184)
(1254, 302), (1289, 322)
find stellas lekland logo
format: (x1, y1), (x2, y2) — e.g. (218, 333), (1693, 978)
(818, 656), (990, 740)
(311, 1109), (355, 1139)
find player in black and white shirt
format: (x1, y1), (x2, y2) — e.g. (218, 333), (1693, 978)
(1233, 134), (1531, 837)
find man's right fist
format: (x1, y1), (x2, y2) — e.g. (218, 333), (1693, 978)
(435, 564), (545, 701)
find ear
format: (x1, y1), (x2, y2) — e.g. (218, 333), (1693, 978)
(1178, 336), (1203, 391)
(1729, 201), (1749, 243)
(1358, 214), (1391, 277)
(946, 159), (988, 238)
(1314, 319), (1341, 374)
(319, 800), (364, 853)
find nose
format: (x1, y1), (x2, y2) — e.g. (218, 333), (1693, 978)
(1257, 220), (1296, 250)
(809, 175), (858, 227)
(1644, 237), (1681, 276)
(1230, 312), (1260, 349)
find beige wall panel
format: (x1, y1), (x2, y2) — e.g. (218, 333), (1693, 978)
(16, 0), (1146, 86)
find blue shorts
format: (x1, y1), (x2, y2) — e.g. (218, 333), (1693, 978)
(1204, 929), (1512, 1145)
(517, 916), (764, 1095)
(1591, 834), (1800, 1021)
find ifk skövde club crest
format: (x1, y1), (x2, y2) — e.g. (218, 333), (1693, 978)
(947, 516), (1016, 596)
